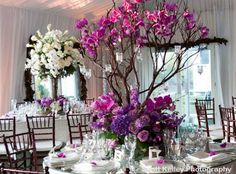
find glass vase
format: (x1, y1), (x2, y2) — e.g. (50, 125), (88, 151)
(51, 77), (58, 99)
(163, 129), (176, 160)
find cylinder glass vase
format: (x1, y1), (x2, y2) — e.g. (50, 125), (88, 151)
(51, 77), (58, 99)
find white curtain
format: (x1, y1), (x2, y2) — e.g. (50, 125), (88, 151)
(196, 0), (235, 125)
(0, 5), (102, 115)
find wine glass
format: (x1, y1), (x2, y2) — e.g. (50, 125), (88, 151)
(63, 101), (70, 114)
(124, 134), (137, 173)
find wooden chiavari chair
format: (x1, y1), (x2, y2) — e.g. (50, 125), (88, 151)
(196, 98), (215, 124)
(77, 123), (92, 144)
(219, 105), (236, 142)
(26, 115), (62, 163)
(0, 117), (15, 162)
(3, 132), (38, 171)
(195, 103), (223, 140)
(66, 113), (91, 144)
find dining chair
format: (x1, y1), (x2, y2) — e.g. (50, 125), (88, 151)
(3, 131), (38, 171)
(66, 113), (92, 144)
(195, 98), (215, 124)
(26, 115), (62, 152)
(0, 117), (16, 162)
(0, 163), (49, 174)
(219, 105), (236, 142)
(195, 103), (223, 140)
(232, 96), (236, 105)
(26, 115), (62, 165)
(77, 123), (92, 144)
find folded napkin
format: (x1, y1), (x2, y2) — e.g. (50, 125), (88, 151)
(73, 160), (116, 173)
(187, 151), (230, 163)
(210, 143), (236, 152)
(48, 152), (80, 168)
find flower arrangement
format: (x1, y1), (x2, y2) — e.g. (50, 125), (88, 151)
(25, 24), (83, 79)
(37, 95), (67, 114)
(76, 0), (227, 106)
(91, 89), (183, 150)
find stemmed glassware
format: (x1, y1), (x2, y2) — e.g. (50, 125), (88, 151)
(124, 134), (137, 173)
(63, 101), (70, 114)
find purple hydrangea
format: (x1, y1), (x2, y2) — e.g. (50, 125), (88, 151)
(111, 114), (131, 136)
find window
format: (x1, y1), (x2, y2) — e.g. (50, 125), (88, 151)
(151, 47), (212, 124)
(34, 72), (79, 99)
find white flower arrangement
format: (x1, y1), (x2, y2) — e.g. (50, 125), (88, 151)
(25, 24), (83, 79)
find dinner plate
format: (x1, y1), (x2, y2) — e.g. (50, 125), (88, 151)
(139, 159), (189, 173)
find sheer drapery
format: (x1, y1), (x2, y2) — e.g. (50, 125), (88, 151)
(0, 5), (102, 115)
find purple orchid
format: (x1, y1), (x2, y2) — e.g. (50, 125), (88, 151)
(209, 151), (217, 156)
(57, 152), (66, 158)
(220, 142), (227, 148)
(154, 159), (165, 166)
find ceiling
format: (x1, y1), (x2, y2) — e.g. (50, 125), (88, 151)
(0, 0), (229, 20)
(0, 0), (122, 20)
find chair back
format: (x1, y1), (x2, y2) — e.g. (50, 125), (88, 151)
(0, 163), (49, 174)
(3, 132), (38, 171)
(77, 123), (92, 143)
(232, 96), (236, 105)
(26, 115), (55, 146)
(66, 113), (91, 144)
(195, 103), (210, 136)
(196, 98), (215, 124)
(219, 105), (236, 142)
(0, 117), (15, 143)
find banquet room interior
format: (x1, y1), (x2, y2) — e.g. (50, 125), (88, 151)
(0, 0), (236, 174)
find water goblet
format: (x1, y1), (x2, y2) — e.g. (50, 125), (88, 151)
(124, 134), (137, 173)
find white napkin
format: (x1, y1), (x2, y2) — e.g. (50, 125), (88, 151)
(73, 160), (116, 173)
(210, 143), (236, 152)
(48, 152), (80, 168)
(187, 151), (230, 163)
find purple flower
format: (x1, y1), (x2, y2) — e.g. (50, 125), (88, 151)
(57, 152), (66, 158)
(220, 142), (227, 148)
(164, 2), (178, 12)
(145, 99), (155, 111)
(129, 122), (139, 134)
(90, 160), (97, 167)
(111, 115), (131, 136)
(76, 18), (88, 29)
(209, 151), (217, 156)
(137, 130), (149, 142)
(154, 159), (165, 166)
(40, 97), (53, 108)
(200, 26), (209, 38)
(130, 88), (139, 107)
(91, 93), (115, 112)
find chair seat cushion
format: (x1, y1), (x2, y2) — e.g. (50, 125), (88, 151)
(0, 144), (6, 154)
(209, 125), (222, 131)
(210, 129), (224, 140)
(36, 140), (62, 152)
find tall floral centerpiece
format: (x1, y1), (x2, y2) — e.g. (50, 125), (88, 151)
(25, 24), (83, 99)
(75, 0), (227, 156)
